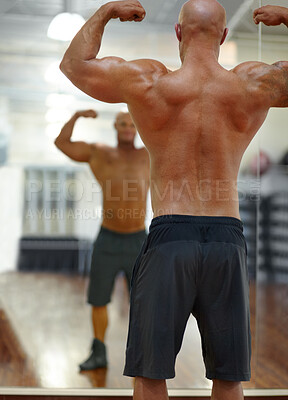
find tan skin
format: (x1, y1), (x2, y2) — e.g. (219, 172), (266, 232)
(55, 110), (150, 344)
(60, 1), (288, 398)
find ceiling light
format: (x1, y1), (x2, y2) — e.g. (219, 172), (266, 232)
(47, 12), (85, 41)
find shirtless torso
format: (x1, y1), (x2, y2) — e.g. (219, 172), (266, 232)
(128, 60), (271, 219)
(55, 110), (150, 232)
(90, 143), (149, 232)
(60, 1), (288, 221)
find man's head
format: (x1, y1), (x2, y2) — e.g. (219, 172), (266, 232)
(175, 0), (228, 57)
(114, 112), (137, 145)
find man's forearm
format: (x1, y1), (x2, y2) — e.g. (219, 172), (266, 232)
(61, 3), (115, 68)
(254, 5), (288, 27)
(55, 113), (79, 145)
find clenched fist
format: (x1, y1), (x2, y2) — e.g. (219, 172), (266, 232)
(253, 5), (288, 26)
(75, 110), (98, 119)
(110, 0), (146, 22)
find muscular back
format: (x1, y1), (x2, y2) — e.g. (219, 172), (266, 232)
(59, 0), (288, 219)
(127, 60), (284, 219)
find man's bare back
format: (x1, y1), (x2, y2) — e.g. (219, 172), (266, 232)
(128, 61), (275, 219)
(60, 0), (288, 221)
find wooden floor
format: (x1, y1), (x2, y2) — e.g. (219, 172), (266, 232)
(0, 270), (287, 390)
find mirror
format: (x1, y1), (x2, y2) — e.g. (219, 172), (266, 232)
(236, 0), (288, 390)
(0, 0), (287, 395)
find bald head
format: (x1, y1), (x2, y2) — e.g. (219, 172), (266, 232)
(115, 111), (129, 123)
(178, 0), (227, 43)
(114, 112), (136, 145)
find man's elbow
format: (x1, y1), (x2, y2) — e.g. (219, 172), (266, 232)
(54, 137), (59, 148)
(59, 57), (84, 87)
(59, 58), (72, 78)
(54, 137), (62, 150)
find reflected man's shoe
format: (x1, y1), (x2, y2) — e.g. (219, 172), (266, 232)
(79, 338), (108, 371)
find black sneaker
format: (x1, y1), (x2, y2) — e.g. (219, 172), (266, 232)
(79, 338), (108, 371)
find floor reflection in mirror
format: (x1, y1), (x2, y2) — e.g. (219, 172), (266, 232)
(0, 271), (287, 389)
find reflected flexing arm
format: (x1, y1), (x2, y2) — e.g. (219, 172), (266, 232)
(54, 110), (97, 162)
(253, 5), (288, 27)
(59, 1), (152, 104)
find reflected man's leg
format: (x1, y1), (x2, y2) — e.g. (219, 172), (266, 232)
(92, 305), (108, 342)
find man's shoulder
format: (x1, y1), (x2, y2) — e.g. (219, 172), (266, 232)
(231, 61), (276, 81)
(128, 58), (170, 78)
(90, 143), (114, 157)
(230, 60), (288, 108)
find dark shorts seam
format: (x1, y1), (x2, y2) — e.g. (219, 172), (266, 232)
(206, 371), (251, 382)
(124, 368), (175, 380)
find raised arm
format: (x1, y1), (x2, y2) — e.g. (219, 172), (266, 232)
(253, 5), (288, 27)
(249, 5), (288, 108)
(54, 110), (97, 162)
(60, 1), (149, 104)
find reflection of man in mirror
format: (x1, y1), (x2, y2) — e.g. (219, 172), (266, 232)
(60, 0), (288, 399)
(55, 110), (150, 371)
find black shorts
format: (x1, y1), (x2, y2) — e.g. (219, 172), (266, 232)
(124, 215), (251, 382)
(87, 227), (147, 306)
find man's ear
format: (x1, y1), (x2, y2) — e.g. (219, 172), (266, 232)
(175, 23), (182, 42)
(220, 27), (229, 45)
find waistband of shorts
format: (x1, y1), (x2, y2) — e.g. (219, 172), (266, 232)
(150, 215), (243, 230)
(100, 226), (146, 237)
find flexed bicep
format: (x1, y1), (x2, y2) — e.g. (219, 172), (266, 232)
(63, 56), (164, 104)
(62, 56), (137, 103)
(55, 140), (94, 162)
(60, 1), (147, 104)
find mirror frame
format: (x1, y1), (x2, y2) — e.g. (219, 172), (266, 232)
(2, 2), (288, 399)
(1, 388), (288, 399)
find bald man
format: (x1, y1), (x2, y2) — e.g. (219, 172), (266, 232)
(60, 1), (288, 399)
(55, 110), (150, 371)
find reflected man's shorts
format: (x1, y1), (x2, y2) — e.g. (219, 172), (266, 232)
(124, 215), (251, 382)
(87, 227), (147, 306)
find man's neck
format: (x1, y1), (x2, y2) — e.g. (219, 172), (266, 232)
(181, 39), (220, 65)
(117, 142), (135, 151)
